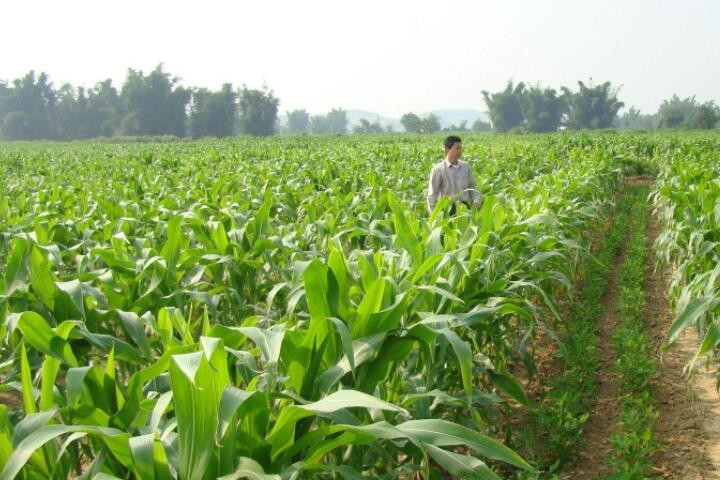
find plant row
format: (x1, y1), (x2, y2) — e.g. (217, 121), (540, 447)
(651, 136), (720, 375)
(602, 187), (658, 479)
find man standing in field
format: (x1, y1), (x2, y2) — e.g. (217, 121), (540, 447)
(426, 135), (482, 215)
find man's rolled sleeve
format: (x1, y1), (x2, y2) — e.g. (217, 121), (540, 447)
(427, 166), (442, 213)
(468, 168), (481, 205)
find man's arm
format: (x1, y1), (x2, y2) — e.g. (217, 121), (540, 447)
(427, 166), (442, 213)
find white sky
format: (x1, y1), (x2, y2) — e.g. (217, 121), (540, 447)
(3, 0), (718, 118)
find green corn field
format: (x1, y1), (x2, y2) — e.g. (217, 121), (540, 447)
(1, 132), (719, 479)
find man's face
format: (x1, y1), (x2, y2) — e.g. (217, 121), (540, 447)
(446, 142), (462, 163)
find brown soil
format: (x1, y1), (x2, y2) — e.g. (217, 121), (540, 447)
(645, 212), (706, 479)
(559, 213), (628, 479)
(624, 176), (654, 188)
(0, 388), (23, 410)
(686, 346), (720, 480)
(527, 327), (564, 399)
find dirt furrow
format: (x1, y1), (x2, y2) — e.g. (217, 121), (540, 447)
(645, 208), (706, 479)
(560, 208), (628, 479)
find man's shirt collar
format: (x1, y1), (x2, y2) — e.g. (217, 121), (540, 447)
(444, 158), (461, 169)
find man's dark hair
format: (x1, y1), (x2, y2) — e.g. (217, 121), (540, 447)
(444, 135), (461, 151)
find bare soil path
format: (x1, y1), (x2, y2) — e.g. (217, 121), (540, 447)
(559, 207), (626, 479)
(689, 355), (720, 479)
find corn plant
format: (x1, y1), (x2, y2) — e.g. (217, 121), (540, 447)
(651, 135), (720, 374)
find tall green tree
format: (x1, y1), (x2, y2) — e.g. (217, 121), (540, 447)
(353, 118), (384, 133)
(86, 79), (122, 137)
(120, 65), (191, 137)
(694, 101), (719, 129)
(657, 95), (719, 129)
(54, 84), (77, 140)
(471, 119), (492, 132)
(400, 113), (423, 133)
(310, 108), (347, 134)
(0, 71), (58, 140)
(657, 95), (697, 128)
(421, 113), (441, 133)
(0, 81), (7, 104)
(310, 114), (330, 134)
(286, 109), (310, 134)
(400, 112), (440, 133)
(325, 108), (348, 134)
(443, 120), (468, 132)
(482, 81), (526, 132)
(616, 106), (658, 130)
(237, 86), (279, 136)
(522, 85), (565, 133)
(562, 80), (624, 129)
(190, 83), (237, 139)
(55, 84), (96, 140)
(0, 80), (8, 139)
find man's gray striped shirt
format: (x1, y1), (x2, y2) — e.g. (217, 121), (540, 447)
(427, 159), (481, 213)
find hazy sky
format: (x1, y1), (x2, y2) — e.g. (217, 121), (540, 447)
(3, 0), (718, 118)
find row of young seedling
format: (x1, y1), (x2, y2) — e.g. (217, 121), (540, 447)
(602, 187), (658, 478)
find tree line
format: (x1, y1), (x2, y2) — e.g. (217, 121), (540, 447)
(0, 66), (280, 140)
(399, 80), (717, 133)
(617, 95), (719, 130)
(1, 68), (717, 140)
(0, 66), (358, 140)
(395, 80), (626, 134)
(483, 80), (718, 133)
(478, 80), (626, 133)
(284, 109), (350, 134)
(399, 113), (491, 134)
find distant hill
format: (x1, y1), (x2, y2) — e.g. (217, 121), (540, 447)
(425, 109), (490, 129)
(346, 110), (403, 131)
(278, 108), (491, 132)
(277, 111), (402, 132)
(348, 109), (490, 131)
(347, 109), (491, 131)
